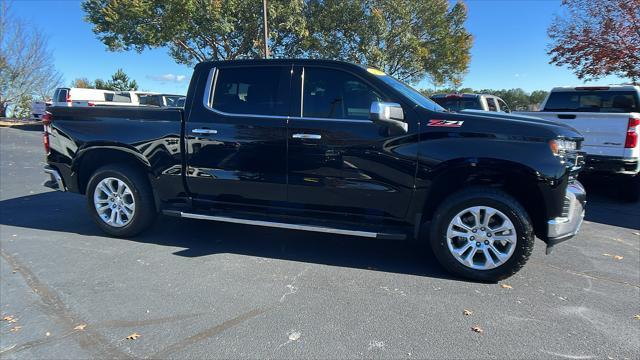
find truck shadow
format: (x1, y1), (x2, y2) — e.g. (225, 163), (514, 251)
(580, 177), (640, 230)
(0, 192), (455, 281)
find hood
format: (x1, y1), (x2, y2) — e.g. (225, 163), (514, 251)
(420, 108), (584, 142)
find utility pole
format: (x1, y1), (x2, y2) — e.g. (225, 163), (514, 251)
(262, 0), (270, 59)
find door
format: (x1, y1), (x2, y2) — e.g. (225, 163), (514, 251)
(287, 66), (417, 220)
(184, 64), (291, 207)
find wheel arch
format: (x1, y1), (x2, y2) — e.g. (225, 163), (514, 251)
(73, 146), (152, 195)
(418, 158), (548, 239)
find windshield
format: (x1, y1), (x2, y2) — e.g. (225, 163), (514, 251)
(373, 72), (445, 112)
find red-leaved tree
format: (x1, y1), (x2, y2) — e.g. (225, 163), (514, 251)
(548, 0), (640, 82)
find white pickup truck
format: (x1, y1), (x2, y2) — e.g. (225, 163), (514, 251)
(518, 85), (640, 201)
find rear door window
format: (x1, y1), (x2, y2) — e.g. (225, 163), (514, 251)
(211, 66), (290, 116)
(544, 91), (640, 112)
(302, 67), (382, 120)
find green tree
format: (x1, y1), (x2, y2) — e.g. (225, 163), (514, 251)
(105, 69), (138, 91)
(82, 0), (472, 85)
(82, 0), (306, 64)
(298, 0), (472, 84)
(11, 94), (32, 119)
(529, 90), (549, 107)
(72, 78), (94, 88)
(94, 78), (108, 90)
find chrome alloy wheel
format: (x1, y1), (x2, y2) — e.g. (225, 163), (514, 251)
(93, 177), (135, 228)
(446, 206), (517, 270)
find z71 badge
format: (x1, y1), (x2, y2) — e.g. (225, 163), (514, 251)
(427, 120), (464, 127)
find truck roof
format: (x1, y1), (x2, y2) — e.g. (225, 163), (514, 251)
(550, 85), (640, 92)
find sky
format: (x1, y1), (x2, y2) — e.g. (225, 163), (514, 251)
(11, 0), (629, 95)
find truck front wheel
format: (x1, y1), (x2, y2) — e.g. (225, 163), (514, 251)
(86, 164), (157, 237)
(429, 187), (534, 282)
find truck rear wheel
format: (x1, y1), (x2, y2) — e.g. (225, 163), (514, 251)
(428, 187), (534, 282)
(86, 164), (157, 237)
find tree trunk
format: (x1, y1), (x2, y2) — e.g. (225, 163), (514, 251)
(0, 102), (7, 118)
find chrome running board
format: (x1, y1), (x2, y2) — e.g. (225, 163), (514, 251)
(163, 210), (405, 240)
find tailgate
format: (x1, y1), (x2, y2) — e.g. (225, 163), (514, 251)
(547, 113), (629, 157)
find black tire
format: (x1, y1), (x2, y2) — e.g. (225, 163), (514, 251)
(428, 187), (534, 282)
(86, 164), (157, 237)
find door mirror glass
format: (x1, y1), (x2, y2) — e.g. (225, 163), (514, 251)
(369, 102), (407, 132)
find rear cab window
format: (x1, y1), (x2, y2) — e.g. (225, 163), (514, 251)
(105, 92), (132, 103)
(209, 66), (291, 116)
(544, 90), (640, 113)
(55, 88), (69, 103)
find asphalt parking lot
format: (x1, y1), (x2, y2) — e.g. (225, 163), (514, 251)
(0, 126), (638, 359)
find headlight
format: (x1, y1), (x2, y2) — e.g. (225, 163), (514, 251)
(549, 139), (577, 156)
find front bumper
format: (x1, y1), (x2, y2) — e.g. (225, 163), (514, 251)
(43, 165), (66, 191)
(546, 181), (586, 250)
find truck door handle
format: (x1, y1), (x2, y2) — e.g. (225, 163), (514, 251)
(292, 133), (321, 140)
(192, 128), (218, 135)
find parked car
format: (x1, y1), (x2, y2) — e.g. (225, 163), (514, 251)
(51, 88), (113, 107)
(30, 100), (50, 120)
(431, 93), (511, 113)
(517, 85), (640, 201)
(42, 59), (586, 282)
(139, 93), (185, 107)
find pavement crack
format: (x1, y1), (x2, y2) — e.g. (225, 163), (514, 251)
(0, 249), (134, 359)
(151, 307), (268, 358)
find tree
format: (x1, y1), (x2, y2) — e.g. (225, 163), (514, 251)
(529, 90), (549, 107)
(0, 1), (63, 117)
(299, 0), (472, 84)
(105, 69), (138, 91)
(548, 0), (640, 82)
(94, 78), (108, 90)
(82, 0), (472, 85)
(82, 0), (306, 64)
(72, 78), (94, 88)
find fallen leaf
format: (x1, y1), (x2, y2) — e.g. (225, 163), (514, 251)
(632, 232), (640, 237)
(2, 316), (16, 323)
(602, 253), (624, 260)
(74, 324), (87, 330)
(500, 284), (513, 289)
(463, 309), (473, 316)
(633, 314), (640, 320)
(471, 325), (483, 334)
(126, 332), (141, 340)
(9, 326), (22, 332)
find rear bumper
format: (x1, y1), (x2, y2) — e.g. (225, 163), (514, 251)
(583, 155), (639, 175)
(43, 165), (66, 191)
(546, 181), (586, 249)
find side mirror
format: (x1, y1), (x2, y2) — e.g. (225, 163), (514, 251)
(369, 102), (408, 133)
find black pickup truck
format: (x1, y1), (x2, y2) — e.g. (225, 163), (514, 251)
(43, 59), (586, 281)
